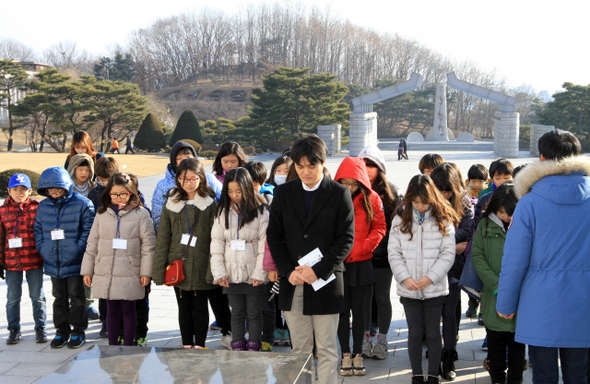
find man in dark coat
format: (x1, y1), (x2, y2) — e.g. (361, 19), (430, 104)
(267, 135), (354, 384)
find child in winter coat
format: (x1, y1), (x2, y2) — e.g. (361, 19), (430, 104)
(211, 141), (247, 184)
(34, 167), (95, 349)
(81, 173), (156, 346)
(0, 174), (47, 344)
(471, 184), (525, 384)
(430, 163), (475, 380)
(66, 153), (96, 198)
(334, 157), (387, 376)
(152, 158), (219, 349)
(210, 167), (269, 352)
(388, 175), (460, 384)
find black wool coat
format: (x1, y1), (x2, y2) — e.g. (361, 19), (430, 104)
(267, 176), (355, 315)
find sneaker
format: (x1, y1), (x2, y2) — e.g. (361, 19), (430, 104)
(483, 356), (490, 372)
(339, 353), (353, 376)
(361, 335), (373, 358)
(87, 306), (100, 320)
(99, 322), (108, 339)
(352, 354), (366, 376)
(370, 321), (378, 337)
(466, 304), (478, 318)
(7, 329), (21, 345)
(36, 328), (48, 343)
(273, 329), (284, 345)
(51, 335), (68, 348)
(481, 336), (488, 351)
(261, 342), (273, 352)
(372, 337), (388, 360)
(135, 337), (147, 347)
(221, 334), (232, 349)
(281, 329), (291, 346)
(210, 321), (221, 330)
(68, 335), (86, 349)
(117, 336), (124, 346)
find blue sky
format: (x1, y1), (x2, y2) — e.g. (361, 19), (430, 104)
(2, 0), (588, 94)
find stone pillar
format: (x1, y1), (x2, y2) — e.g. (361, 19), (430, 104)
(425, 84), (449, 141)
(494, 112), (519, 158)
(530, 124), (555, 157)
(317, 124), (342, 156)
(348, 112), (378, 157)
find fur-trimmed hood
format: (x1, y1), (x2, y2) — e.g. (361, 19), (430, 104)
(514, 155), (590, 203)
(165, 191), (214, 213)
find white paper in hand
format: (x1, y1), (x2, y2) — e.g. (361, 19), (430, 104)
(298, 247), (336, 291)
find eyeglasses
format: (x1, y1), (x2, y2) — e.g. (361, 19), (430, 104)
(340, 181), (359, 188)
(180, 177), (200, 184)
(110, 192), (130, 199)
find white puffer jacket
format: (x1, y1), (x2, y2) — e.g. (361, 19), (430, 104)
(210, 205), (269, 284)
(388, 209), (456, 300)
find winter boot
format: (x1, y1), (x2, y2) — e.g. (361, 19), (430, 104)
(442, 349), (458, 381)
(412, 376), (425, 384)
(247, 340), (262, 351)
(231, 339), (247, 351)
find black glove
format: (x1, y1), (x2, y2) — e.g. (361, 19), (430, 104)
(0, 266), (5, 280)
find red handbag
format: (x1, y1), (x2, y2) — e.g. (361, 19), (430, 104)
(163, 209), (200, 286)
(164, 259), (185, 286)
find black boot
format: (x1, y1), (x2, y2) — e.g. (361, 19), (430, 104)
(426, 375), (439, 384)
(412, 376), (425, 384)
(441, 349), (457, 381)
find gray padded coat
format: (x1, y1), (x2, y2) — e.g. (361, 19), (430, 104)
(81, 202), (156, 300)
(388, 209), (456, 300)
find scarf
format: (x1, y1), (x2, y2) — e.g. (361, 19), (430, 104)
(73, 180), (90, 197)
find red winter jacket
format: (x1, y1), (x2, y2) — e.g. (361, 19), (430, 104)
(334, 157), (387, 263)
(0, 196), (43, 271)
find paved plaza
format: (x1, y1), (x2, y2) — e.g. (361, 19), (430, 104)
(0, 146), (538, 383)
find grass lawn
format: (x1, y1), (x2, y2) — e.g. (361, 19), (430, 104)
(0, 152), (212, 178)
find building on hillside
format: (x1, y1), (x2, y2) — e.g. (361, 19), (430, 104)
(0, 61), (51, 126)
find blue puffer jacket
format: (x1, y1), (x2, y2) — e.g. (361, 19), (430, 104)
(152, 164), (222, 231)
(34, 167), (95, 279)
(497, 156), (590, 348)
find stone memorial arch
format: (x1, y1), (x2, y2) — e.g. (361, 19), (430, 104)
(341, 72), (520, 158)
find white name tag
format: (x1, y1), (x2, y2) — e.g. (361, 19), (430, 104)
(51, 229), (65, 240)
(180, 233), (197, 247)
(112, 238), (128, 249)
(8, 237), (23, 248)
(231, 240), (246, 251)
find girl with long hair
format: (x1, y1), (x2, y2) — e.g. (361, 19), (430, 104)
(430, 163), (475, 381)
(210, 168), (269, 351)
(334, 157), (387, 376)
(81, 173), (156, 346)
(64, 131), (104, 169)
(388, 175), (460, 384)
(212, 142), (247, 184)
(152, 158), (219, 349)
(266, 155), (292, 187)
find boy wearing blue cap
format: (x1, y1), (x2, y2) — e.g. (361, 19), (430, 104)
(0, 174), (47, 344)
(34, 167), (95, 349)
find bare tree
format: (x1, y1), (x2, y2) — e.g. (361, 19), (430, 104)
(43, 41), (95, 74)
(0, 38), (37, 61)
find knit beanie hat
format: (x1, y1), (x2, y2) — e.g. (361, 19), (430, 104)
(358, 145), (387, 174)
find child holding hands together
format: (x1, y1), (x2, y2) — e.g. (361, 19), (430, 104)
(81, 173), (155, 346)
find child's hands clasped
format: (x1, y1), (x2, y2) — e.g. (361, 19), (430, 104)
(214, 276), (230, 287)
(403, 276), (433, 291)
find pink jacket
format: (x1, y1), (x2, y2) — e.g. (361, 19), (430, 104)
(263, 240), (276, 271)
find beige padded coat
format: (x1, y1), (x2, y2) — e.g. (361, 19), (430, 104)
(81, 202), (156, 300)
(210, 205), (269, 284)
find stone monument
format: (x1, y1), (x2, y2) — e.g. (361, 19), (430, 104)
(425, 84), (449, 141)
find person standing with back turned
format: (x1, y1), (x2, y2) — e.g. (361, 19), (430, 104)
(267, 134), (355, 384)
(497, 129), (590, 384)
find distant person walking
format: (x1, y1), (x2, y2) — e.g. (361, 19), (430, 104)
(111, 139), (120, 154)
(125, 137), (135, 154)
(398, 139), (408, 160)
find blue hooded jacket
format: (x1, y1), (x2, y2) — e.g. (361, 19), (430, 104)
(497, 157), (590, 348)
(34, 167), (95, 279)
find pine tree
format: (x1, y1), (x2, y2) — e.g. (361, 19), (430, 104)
(170, 110), (203, 146)
(134, 113), (166, 151)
